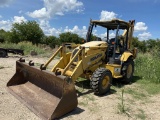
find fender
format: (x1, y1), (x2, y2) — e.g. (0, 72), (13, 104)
(120, 51), (133, 62)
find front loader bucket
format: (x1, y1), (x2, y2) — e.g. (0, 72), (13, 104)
(7, 60), (78, 120)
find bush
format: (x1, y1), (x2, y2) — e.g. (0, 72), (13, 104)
(18, 42), (46, 55)
(0, 41), (46, 55)
(135, 51), (160, 84)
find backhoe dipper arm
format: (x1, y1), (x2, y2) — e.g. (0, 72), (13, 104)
(128, 20), (135, 49)
(122, 20), (135, 49)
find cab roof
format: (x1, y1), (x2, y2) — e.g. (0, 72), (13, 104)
(91, 19), (131, 30)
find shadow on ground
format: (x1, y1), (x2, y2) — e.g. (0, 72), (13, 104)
(132, 75), (142, 83)
(75, 80), (116, 97)
(112, 75), (142, 88)
(59, 107), (84, 119)
(75, 75), (142, 97)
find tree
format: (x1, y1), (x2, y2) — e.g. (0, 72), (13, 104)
(146, 39), (157, 49)
(0, 29), (6, 43)
(43, 35), (60, 48)
(59, 32), (82, 44)
(132, 37), (147, 53)
(0, 29), (14, 43)
(90, 34), (97, 41)
(139, 40), (147, 53)
(132, 37), (139, 47)
(9, 30), (21, 43)
(156, 39), (160, 49)
(11, 21), (44, 45)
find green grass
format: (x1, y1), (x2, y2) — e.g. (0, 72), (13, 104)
(135, 109), (146, 120)
(0, 41), (47, 55)
(138, 80), (160, 95)
(125, 88), (147, 100)
(135, 53), (160, 84)
(118, 89), (125, 113)
(117, 89), (131, 117)
(116, 51), (160, 119)
(134, 52), (160, 94)
(78, 94), (96, 107)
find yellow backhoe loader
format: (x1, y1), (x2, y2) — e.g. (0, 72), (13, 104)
(7, 19), (137, 120)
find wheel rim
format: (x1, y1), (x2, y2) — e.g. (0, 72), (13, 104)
(102, 76), (110, 89)
(127, 64), (132, 78)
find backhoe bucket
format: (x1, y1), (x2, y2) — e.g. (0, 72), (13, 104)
(7, 60), (78, 120)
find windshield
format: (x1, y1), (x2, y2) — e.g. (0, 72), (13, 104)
(90, 25), (125, 42)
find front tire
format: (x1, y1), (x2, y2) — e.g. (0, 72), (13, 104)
(90, 68), (112, 95)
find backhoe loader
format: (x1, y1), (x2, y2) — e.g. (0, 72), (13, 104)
(7, 19), (137, 120)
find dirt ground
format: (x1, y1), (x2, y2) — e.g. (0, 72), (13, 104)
(0, 56), (160, 120)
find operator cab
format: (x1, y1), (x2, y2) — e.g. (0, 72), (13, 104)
(86, 19), (132, 64)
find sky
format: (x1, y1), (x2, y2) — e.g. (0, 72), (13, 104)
(0, 0), (160, 40)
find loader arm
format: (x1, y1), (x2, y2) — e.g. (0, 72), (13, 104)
(44, 45), (107, 81)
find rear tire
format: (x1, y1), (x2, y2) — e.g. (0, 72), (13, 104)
(90, 68), (112, 95)
(122, 60), (134, 83)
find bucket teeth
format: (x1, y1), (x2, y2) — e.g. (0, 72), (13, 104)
(40, 64), (46, 70)
(19, 58), (25, 62)
(29, 60), (34, 66)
